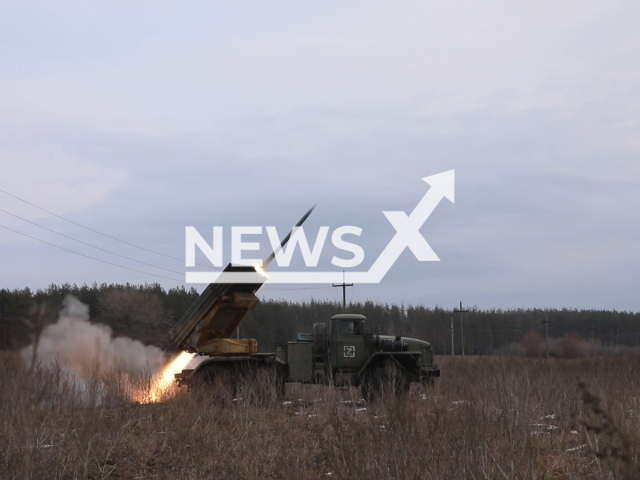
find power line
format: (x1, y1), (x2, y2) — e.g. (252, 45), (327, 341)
(0, 220), (340, 290)
(0, 188), (221, 270)
(0, 224), (183, 283)
(0, 191), (358, 294)
(0, 207), (203, 279)
(263, 285), (334, 291)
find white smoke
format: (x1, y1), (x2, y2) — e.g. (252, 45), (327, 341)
(21, 295), (167, 380)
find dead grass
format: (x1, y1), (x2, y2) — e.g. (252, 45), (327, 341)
(1, 353), (639, 479)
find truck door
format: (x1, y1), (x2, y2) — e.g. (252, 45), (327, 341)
(334, 319), (367, 370)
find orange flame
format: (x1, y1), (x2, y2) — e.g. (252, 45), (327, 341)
(133, 351), (193, 404)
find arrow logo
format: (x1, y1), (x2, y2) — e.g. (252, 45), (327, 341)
(367, 169), (455, 282)
(186, 170), (455, 284)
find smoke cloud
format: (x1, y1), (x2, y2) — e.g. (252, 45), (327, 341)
(21, 295), (167, 380)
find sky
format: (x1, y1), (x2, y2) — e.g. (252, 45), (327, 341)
(1, 1), (639, 311)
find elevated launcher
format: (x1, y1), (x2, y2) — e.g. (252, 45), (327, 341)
(169, 206), (315, 356)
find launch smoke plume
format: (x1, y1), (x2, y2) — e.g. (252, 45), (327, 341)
(21, 295), (167, 380)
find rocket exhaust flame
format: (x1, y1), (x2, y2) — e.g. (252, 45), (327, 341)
(132, 351), (193, 404)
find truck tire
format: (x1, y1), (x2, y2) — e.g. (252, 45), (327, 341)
(361, 358), (410, 402)
(191, 363), (237, 404)
(235, 362), (286, 406)
(190, 361), (285, 406)
(381, 358), (411, 397)
(360, 368), (381, 403)
(275, 364), (287, 399)
(421, 375), (435, 387)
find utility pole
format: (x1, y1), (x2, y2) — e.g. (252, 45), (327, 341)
(454, 301), (469, 359)
(542, 316), (549, 360)
(587, 326), (594, 357)
(332, 271), (353, 313)
(450, 316), (455, 357)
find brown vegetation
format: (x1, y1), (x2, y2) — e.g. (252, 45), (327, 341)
(1, 354), (640, 479)
(514, 330), (640, 359)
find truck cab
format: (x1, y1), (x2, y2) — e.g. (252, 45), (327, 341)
(330, 314), (369, 372)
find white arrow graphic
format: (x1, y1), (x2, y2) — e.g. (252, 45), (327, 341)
(186, 170), (455, 284)
(366, 169), (455, 283)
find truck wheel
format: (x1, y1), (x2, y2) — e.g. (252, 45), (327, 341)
(382, 359), (411, 397)
(191, 363), (237, 403)
(421, 376), (435, 387)
(235, 362), (286, 406)
(360, 369), (381, 403)
(275, 364), (287, 400)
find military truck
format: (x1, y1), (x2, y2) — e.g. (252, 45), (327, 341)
(172, 208), (439, 401)
(277, 313), (439, 400)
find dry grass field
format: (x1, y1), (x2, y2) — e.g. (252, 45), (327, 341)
(1, 353), (639, 480)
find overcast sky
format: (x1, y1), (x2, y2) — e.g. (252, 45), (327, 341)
(1, 1), (639, 311)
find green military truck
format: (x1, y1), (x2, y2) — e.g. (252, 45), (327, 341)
(278, 313), (439, 400)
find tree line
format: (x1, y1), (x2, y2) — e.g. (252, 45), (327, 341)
(1, 282), (639, 355)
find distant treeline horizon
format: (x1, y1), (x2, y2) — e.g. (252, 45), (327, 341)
(2, 282), (640, 355)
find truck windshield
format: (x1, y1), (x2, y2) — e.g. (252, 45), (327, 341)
(338, 320), (362, 335)
(338, 321), (354, 335)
